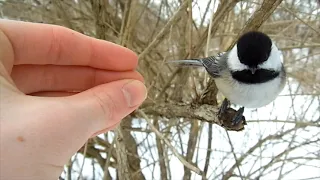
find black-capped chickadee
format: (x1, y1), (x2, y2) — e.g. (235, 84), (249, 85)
(169, 31), (286, 126)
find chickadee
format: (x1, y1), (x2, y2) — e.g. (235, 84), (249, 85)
(169, 31), (286, 126)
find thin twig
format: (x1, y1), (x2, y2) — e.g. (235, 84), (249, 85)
(138, 0), (188, 60)
(103, 135), (116, 180)
(225, 130), (244, 180)
(281, 5), (320, 36)
(137, 110), (203, 176)
(77, 141), (88, 180)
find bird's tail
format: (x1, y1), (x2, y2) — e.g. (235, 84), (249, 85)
(167, 59), (203, 67)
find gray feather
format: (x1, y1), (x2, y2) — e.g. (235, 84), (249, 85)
(167, 53), (229, 78)
(200, 56), (223, 78)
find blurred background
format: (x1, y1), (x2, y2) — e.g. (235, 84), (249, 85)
(1, 0), (319, 179)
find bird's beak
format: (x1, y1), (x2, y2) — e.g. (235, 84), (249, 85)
(250, 67), (257, 74)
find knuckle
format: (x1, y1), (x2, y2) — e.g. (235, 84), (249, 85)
(48, 26), (63, 64)
(91, 89), (116, 120)
(48, 25), (73, 64)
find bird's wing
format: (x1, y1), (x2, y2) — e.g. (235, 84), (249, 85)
(200, 56), (221, 77)
(167, 55), (223, 78)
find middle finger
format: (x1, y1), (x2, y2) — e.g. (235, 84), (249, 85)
(11, 65), (144, 94)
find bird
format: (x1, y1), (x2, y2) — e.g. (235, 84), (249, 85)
(168, 31), (286, 126)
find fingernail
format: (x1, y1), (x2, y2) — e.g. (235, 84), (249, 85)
(122, 80), (147, 107)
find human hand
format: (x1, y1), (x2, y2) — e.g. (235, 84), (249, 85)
(0, 19), (147, 179)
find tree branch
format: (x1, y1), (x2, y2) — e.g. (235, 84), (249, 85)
(140, 103), (246, 131)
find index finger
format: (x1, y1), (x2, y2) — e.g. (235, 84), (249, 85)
(0, 19), (138, 71)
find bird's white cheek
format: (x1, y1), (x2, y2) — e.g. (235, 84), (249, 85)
(227, 46), (249, 71)
(259, 43), (282, 70)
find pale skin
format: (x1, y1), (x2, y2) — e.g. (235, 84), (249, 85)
(0, 19), (147, 179)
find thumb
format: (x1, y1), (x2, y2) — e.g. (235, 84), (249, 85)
(65, 79), (147, 135)
(0, 79), (147, 174)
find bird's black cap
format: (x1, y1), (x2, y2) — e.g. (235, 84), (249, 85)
(236, 31), (272, 68)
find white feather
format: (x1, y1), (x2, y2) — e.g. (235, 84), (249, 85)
(219, 41), (284, 108)
(215, 75), (284, 108)
(259, 42), (283, 71)
(227, 45), (248, 71)
(227, 42), (283, 71)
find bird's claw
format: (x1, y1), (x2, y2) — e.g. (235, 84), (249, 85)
(218, 99), (246, 130)
(218, 98), (230, 118)
(231, 107), (245, 126)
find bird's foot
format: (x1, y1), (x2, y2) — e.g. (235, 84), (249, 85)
(231, 107), (245, 126)
(218, 98), (230, 118)
(217, 99), (246, 131)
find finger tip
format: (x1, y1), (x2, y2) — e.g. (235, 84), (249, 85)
(121, 47), (139, 69)
(104, 41), (139, 70)
(135, 71), (145, 83)
(122, 80), (147, 108)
